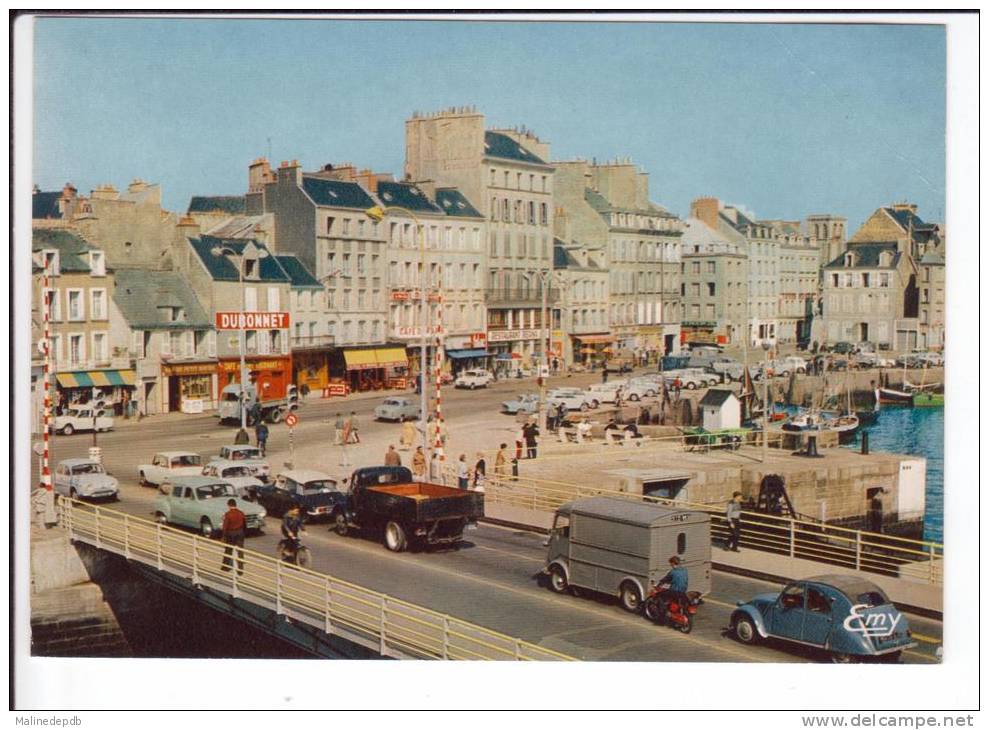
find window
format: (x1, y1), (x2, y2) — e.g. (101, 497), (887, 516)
(489, 232), (498, 256)
(89, 251), (106, 276)
(244, 287), (258, 311)
(170, 331), (183, 356)
(42, 288), (61, 321)
(91, 332), (108, 363)
(502, 198), (510, 222)
(806, 588), (830, 613)
(326, 216), (335, 234)
(707, 282), (716, 297)
(862, 273), (870, 288)
(780, 584), (805, 609)
(342, 254), (352, 276)
(691, 261), (700, 274)
(342, 218), (351, 235)
(879, 273), (890, 288)
(528, 201), (535, 224)
(707, 261), (716, 274)
(831, 273), (840, 288)
(676, 532), (686, 554)
(267, 287), (280, 312)
(69, 334), (84, 365)
(490, 198), (498, 221)
(246, 330), (257, 352)
(67, 289), (84, 321)
(540, 203), (548, 226)
(691, 283), (700, 297)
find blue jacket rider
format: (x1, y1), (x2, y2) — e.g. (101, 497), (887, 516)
(660, 556), (689, 609)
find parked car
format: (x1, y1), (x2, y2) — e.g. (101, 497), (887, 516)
(52, 407), (114, 436)
(54, 458), (119, 501)
(202, 460), (265, 495)
(854, 341), (876, 354)
(908, 351), (943, 367)
(217, 444), (271, 482)
(852, 352), (897, 369)
(154, 476), (266, 537)
(665, 368), (718, 389)
(138, 451), (204, 487)
(454, 369), (495, 389)
(830, 342), (855, 355)
(256, 469), (347, 521)
(730, 575), (916, 663)
(501, 393), (540, 415)
(779, 356), (809, 374)
(547, 387), (597, 412)
(374, 397), (421, 422)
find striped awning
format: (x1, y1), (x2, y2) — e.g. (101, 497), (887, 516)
(344, 348), (410, 370)
(56, 370), (136, 388)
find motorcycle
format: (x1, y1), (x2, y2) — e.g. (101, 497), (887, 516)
(277, 535), (311, 568)
(643, 584), (702, 634)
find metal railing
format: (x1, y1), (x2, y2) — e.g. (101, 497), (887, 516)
(467, 448), (943, 587)
(57, 499), (573, 661)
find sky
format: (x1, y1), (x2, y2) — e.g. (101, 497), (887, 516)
(31, 16), (946, 231)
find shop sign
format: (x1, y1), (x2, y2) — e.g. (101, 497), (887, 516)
(220, 358), (287, 372)
(215, 311), (290, 330)
(161, 362), (217, 377)
(394, 325), (445, 339)
(390, 289), (441, 303)
(487, 329), (540, 343)
(469, 332), (487, 348)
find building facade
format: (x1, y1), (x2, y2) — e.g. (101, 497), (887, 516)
(551, 241), (609, 365)
(404, 108), (555, 362)
(764, 219), (820, 346)
(679, 218), (749, 346)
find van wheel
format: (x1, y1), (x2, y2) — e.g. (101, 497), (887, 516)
(384, 521), (407, 552)
(733, 615), (758, 644)
(333, 512), (348, 537)
(548, 565), (568, 594)
(62, 424), (74, 436)
(619, 581), (642, 612)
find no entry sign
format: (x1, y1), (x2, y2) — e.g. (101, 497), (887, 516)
(284, 412), (298, 427)
(215, 311), (290, 330)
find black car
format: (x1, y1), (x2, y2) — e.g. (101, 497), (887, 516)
(255, 469), (347, 521)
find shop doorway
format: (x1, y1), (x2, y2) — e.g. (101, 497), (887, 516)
(167, 377), (181, 412)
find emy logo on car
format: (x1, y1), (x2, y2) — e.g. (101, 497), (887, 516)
(842, 604), (903, 638)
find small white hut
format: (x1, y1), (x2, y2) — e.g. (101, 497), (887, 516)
(699, 389), (740, 430)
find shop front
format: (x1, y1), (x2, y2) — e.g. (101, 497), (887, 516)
(218, 355), (293, 401)
(292, 349), (330, 394)
(335, 347), (410, 392)
(444, 333), (490, 375)
(161, 361), (218, 414)
(573, 334), (615, 367)
(680, 321), (722, 347)
(54, 369), (137, 417)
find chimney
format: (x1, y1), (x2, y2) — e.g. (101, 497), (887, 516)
(691, 197), (720, 230)
(891, 202), (918, 214)
(61, 183), (77, 200)
(91, 184), (119, 201)
(176, 215), (201, 239)
(277, 159), (302, 186)
(128, 179), (148, 194)
(248, 157), (274, 193)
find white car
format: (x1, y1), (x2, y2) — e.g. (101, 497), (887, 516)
(217, 444), (271, 481)
(54, 458), (119, 501)
(138, 451), (204, 487)
(52, 407), (114, 435)
(547, 388), (597, 411)
(778, 356), (809, 374)
(454, 369), (495, 389)
(202, 460), (265, 493)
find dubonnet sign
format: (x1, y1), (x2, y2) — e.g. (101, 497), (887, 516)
(215, 312), (290, 330)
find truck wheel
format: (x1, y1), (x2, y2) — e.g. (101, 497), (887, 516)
(548, 565), (569, 594)
(619, 581), (643, 612)
(686, 382), (696, 390)
(333, 512), (348, 537)
(268, 409), (284, 424)
(733, 615), (758, 644)
(384, 521), (407, 552)
(62, 424), (74, 436)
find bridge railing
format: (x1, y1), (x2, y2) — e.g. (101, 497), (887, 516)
(469, 471), (943, 587)
(57, 499), (574, 662)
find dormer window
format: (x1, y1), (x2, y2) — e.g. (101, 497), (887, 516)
(878, 251), (893, 267)
(244, 258), (258, 279)
(40, 249), (60, 276)
(844, 253), (855, 267)
(89, 251), (105, 276)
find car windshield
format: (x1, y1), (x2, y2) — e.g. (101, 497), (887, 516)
(222, 392), (240, 402)
(230, 448), (261, 460)
(72, 463), (105, 475)
(383, 400), (401, 406)
(172, 455), (202, 466)
(196, 484), (235, 500)
(223, 466), (252, 478)
(302, 480), (336, 494)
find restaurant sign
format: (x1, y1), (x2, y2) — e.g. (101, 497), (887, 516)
(487, 328), (540, 343)
(215, 311), (290, 330)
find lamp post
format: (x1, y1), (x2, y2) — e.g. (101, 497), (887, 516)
(525, 269), (565, 434)
(212, 244), (268, 444)
(366, 205), (430, 459)
(762, 341), (771, 463)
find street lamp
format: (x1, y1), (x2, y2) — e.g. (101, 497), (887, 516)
(366, 205), (430, 459)
(524, 269), (565, 434)
(761, 341), (771, 463)
(212, 244), (268, 444)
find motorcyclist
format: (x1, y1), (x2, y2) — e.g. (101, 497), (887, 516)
(658, 555), (690, 616)
(280, 505), (305, 562)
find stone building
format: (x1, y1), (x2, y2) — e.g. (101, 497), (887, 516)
(762, 219), (820, 346)
(691, 197), (779, 347)
(917, 250), (945, 351)
(554, 159), (683, 359)
(679, 218), (749, 346)
(403, 107), (555, 362)
(551, 240), (609, 366)
(31, 228), (134, 429)
(806, 214), (848, 271)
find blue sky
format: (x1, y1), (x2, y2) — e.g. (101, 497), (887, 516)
(32, 17), (945, 230)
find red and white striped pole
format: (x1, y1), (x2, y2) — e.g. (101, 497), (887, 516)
(40, 258), (55, 511)
(433, 270), (445, 464)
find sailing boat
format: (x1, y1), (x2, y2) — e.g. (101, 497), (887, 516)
(910, 361), (944, 407)
(878, 360), (914, 405)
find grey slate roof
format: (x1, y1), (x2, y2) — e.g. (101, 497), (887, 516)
(274, 255), (322, 289)
(553, 244), (577, 269)
(112, 270), (211, 329)
(188, 196), (246, 215)
(585, 188), (677, 220)
(823, 242), (901, 270)
(33, 191), (63, 220)
(301, 176), (377, 210)
(435, 188), (483, 219)
(187, 236), (290, 283)
(376, 181), (442, 214)
(700, 389), (737, 407)
(32, 228), (97, 272)
(484, 131), (547, 165)
(918, 251), (945, 266)
(883, 208), (939, 244)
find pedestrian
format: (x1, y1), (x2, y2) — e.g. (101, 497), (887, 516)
(602, 367), (609, 384)
(614, 386), (624, 409)
(342, 412), (353, 445)
(523, 420), (540, 459)
(473, 451), (486, 490)
(411, 446), (427, 482)
(255, 421), (269, 457)
(457, 454), (470, 489)
(494, 443), (508, 479)
(221, 498), (246, 575)
(385, 444), (402, 467)
(415, 372), (422, 395)
(249, 401), (262, 427)
(429, 451), (443, 483)
(514, 427), (524, 461)
(726, 491), (743, 552)
(334, 412), (345, 445)
(400, 419), (417, 451)
(348, 411), (361, 443)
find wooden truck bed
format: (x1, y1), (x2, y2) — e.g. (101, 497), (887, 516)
(367, 482), (466, 499)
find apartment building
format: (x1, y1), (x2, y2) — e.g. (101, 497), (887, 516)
(679, 218), (749, 346)
(551, 240), (609, 365)
(763, 219), (820, 346)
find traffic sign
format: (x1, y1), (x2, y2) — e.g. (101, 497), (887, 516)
(284, 412), (298, 427)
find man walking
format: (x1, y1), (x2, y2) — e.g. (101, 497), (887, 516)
(221, 498), (246, 575)
(254, 421), (269, 457)
(411, 446), (427, 482)
(726, 491), (743, 552)
(457, 454), (470, 489)
(385, 444), (402, 467)
(601, 367), (609, 384)
(348, 411), (361, 443)
(494, 443), (508, 479)
(523, 420), (540, 459)
(334, 412), (345, 445)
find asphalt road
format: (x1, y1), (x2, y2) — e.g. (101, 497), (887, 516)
(33, 370), (943, 663)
